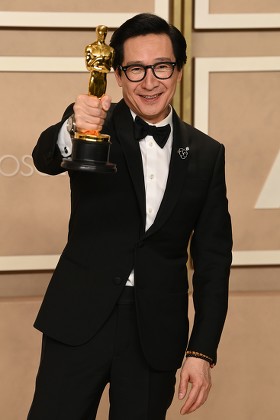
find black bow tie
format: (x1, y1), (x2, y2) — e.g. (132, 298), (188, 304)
(134, 116), (171, 148)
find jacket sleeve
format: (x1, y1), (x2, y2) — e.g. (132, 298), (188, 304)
(187, 143), (233, 365)
(32, 104), (73, 175)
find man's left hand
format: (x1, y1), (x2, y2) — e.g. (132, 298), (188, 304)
(178, 357), (212, 415)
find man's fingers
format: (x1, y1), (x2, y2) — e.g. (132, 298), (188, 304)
(180, 381), (211, 415)
(178, 386), (187, 401)
(180, 384), (200, 415)
(178, 370), (189, 400)
(73, 94), (109, 132)
(100, 95), (112, 111)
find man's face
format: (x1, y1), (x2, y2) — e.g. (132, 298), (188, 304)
(115, 33), (182, 124)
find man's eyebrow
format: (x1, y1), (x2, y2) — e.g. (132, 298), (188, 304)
(125, 58), (173, 65)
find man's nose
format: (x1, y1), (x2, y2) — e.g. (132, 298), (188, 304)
(141, 68), (159, 88)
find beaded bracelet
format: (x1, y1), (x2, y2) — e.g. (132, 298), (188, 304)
(185, 350), (215, 368)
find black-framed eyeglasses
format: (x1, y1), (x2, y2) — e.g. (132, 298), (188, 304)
(118, 62), (177, 82)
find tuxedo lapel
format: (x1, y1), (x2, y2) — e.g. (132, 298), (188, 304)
(112, 100), (146, 227)
(144, 110), (192, 238)
(111, 102), (192, 238)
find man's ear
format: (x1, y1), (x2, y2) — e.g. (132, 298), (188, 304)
(114, 70), (123, 87)
(177, 68), (183, 83)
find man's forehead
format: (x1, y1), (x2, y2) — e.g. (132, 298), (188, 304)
(123, 34), (174, 59)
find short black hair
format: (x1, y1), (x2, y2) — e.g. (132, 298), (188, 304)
(110, 13), (187, 71)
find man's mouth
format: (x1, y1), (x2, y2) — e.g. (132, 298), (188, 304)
(140, 93), (161, 100)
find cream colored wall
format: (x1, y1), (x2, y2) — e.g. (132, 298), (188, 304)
(0, 1), (279, 419)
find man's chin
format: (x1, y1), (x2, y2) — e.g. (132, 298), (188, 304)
(134, 103), (168, 123)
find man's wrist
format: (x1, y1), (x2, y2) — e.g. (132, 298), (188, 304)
(185, 350), (215, 368)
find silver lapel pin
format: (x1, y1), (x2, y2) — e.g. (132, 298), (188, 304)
(177, 147), (189, 160)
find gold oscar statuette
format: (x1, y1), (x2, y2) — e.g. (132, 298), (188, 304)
(61, 25), (117, 173)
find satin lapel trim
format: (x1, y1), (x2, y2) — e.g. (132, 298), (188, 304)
(144, 113), (192, 238)
(113, 101), (146, 225)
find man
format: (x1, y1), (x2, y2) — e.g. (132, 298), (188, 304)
(28, 13), (232, 420)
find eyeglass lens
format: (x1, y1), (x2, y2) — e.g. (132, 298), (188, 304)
(123, 62), (175, 81)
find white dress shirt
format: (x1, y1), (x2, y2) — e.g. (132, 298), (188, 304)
(57, 107), (173, 286)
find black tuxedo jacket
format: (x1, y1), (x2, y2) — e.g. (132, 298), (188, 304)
(32, 99), (232, 371)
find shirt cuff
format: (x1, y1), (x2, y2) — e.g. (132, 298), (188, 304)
(57, 120), (72, 157)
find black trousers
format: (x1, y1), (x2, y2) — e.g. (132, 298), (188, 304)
(27, 287), (177, 420)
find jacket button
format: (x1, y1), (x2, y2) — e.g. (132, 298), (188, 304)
(113, 277), (122, 285)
